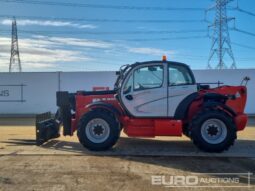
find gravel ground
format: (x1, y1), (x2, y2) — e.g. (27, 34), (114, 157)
(0, 117), (255, 191)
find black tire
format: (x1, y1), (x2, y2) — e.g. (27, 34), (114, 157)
(183, 124), (191, 138)
(77, 110), (120, 151)
(190, 109), (236, 152)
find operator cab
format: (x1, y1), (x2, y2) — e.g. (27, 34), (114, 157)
(117, 58), (197, 117)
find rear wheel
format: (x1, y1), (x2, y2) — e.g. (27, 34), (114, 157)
(190, 109), (236, 152)
(77, 110), (120, 151)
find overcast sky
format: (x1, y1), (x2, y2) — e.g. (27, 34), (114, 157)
(0, 0), (254, 72)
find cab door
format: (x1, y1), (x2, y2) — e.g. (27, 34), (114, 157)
(120, 63), (167, 117)
(168, 64), (197, 117)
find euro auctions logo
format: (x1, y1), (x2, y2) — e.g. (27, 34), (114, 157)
(152, 175), (199, 187)
(151, 173), (252, 188)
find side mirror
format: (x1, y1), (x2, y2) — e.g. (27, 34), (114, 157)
(241, 76), (251, 86)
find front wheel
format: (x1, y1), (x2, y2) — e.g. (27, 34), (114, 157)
(190, 109), (237, 152)
(77, 110), (120, 151)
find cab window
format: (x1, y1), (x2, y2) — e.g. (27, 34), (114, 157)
(134, 65), (163, 91)
(123, 74), (133, 94)
(168, 65), (194, 86)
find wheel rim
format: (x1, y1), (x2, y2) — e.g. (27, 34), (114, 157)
(201, 118), (227, 144)
(85, 118), (110, 143)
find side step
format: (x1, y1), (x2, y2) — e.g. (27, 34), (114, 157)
(35, 112), (61, 146)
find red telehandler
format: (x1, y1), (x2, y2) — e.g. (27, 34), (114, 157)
(36, 57), (249, 152)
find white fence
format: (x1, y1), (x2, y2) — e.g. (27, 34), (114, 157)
(0, 69), (254, 115)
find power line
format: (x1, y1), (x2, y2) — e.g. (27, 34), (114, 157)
(0, 15), (206, 23)
(0, 0), (205, 11)
(232, 42), (255, 50)
(237, 7), (255, 17)
(124, 35), (208, 42)
(0, 29), (208, 35)
(0, 30), (208, 42)
(233, 27), (255, 37)
(227, 2), (255, 18)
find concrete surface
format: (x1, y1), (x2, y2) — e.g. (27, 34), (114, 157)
(0, 117), (255, 191)
(0, 118), (255, 157)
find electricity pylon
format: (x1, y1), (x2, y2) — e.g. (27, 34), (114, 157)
(9, 17), (22, 72)
(207, 0), (236, 69)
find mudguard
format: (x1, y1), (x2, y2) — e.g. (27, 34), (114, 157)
(86, 101), (121, 116)
(202, 101), (236, 117)
(174, 92), (199, 120)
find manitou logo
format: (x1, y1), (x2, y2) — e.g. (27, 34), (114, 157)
(92, 98), (116, 102)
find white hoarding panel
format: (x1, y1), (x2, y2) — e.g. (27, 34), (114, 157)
(0, 69), (254, 115)
(59, 71), (116, 92)
(0, 72), (59, 114)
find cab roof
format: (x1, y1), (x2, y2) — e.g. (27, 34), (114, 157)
(131, 60), (191, 69)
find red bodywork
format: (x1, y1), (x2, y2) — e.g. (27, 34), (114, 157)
(71, 85), (247, 137)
